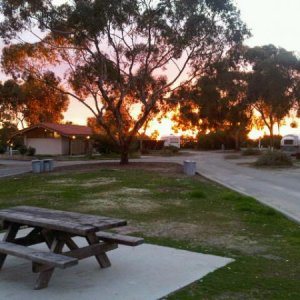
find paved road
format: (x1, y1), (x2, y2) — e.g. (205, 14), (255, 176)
(0, 160), (32, 178)
(0, 160), (102, 178)
(1, 152), (300, 224)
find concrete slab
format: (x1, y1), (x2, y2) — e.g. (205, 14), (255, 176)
(0, 231), (233, 300)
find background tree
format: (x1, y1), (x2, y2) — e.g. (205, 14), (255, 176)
(0, 122), (18, 153)
(0, 0), (248, 163)
(0, 80), (24, 127)
(173, 51), (251, 149)
(0, 72), (69, 128)
(245, 45), (300, 147)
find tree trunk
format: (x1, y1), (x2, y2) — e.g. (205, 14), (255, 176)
(269, 126), (274, 150)
(120, 143), (130, 165)
(234, 132), (240, 151)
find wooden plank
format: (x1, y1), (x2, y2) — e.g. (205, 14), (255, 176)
(33, 242), (117, 273)
(34, 239), (66, 290)
(14, 228), (45, 246)
(14, 234), (45, 246)
(65, 242), (117, 260)
(34, 269), (54, 290)
(86, 233), (111, 268)
(0, 210), (97, 235)
(11, 206), (127, 230)
(0, 223), (20, 269)
(0, 241), (78, 269)
(96, 231), (144, 246)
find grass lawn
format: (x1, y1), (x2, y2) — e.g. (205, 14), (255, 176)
(0, 162), (299, 299)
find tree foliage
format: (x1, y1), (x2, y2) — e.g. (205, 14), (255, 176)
(245, 45), (300, 145)
(0, 0), (248, 163)
(0, 122), (18, 152)
(172, 49), (251, 149)
(0, 72), (69, 128)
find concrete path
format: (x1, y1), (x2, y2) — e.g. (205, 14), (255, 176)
(0, 230), (232, 300)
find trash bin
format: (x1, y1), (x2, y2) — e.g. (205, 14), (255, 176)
(43, 159), (54, 172)
(183, 160), (196, 176)
(48, 159), (54, 171)
(32, 160), (42, 173)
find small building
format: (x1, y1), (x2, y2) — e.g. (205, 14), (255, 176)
(12, 123), (92, 155)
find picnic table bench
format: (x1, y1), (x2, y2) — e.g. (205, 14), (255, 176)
(0, 206), (144, 289)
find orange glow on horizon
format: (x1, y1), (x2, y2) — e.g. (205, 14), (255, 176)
(64, 99), (300, 141)
(143, 111), (198, 139)
(248, 116), (300, 140)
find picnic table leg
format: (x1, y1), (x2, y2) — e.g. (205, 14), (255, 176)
(0, 223), (20, 269)
(65, 237), (79, 250)
(34, 238), (65, 290)
(86, 233), (111, 268)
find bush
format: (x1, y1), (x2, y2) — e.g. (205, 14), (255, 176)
(92, 134), (139, 154)
(197, 131), (237, 150)
(260, 135), (282, 149)
(18, 145), (27, 155)
(181, 139), (198, 149)
(242, 148), (261, 156)
(254, 150), (293, 167)
(27, 146), (36, 156)
(0, 145), (6, 154)
(162, 146), (179, 155)
(92, 135), (119, 154)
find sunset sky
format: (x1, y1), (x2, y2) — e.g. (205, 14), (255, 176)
(2, 0), (300, 137)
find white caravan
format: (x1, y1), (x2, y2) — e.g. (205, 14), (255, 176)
(280, 134), (300, 153)
(160, 135), (181, 148)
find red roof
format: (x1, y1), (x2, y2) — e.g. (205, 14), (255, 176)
(16, 123), (92, 137)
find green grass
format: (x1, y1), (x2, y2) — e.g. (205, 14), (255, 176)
(0, 166), (299, 299)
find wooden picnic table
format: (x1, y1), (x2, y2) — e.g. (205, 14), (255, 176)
(0, 206), (143, 289)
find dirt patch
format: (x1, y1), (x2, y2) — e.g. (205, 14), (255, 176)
(215, 292), (259, 300)
(137, 221), (267, 255)
(78, 187), (161, 213)
(48, 177), (118, 187)
(158, 187), (186, 193)
(79, 177), (118, 187)
(48, 179), (77, 185)
(54, 162), (183, 176)
(79, 198), (160, 213)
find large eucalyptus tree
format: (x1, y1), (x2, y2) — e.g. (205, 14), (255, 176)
(0, 0), (248, 163)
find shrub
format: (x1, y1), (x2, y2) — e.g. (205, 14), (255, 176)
(254, 150), (293, 167)
(0, 145), (6, 154)
(162, 145), (179, 155)
(260, 135), (282, 149)
(196, 130), (244, 150)
(92, 135), (119, 154)
(92, 134), (139, 154)
(18, 145), (27, 155)
(27, 146), (36, 156)
(242, 148), (261, 156)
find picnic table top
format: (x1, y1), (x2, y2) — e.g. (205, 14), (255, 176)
(0, 206), (127, 236)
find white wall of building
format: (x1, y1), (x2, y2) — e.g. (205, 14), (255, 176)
(61, 137), (70, 155)
(26, 138), (63, 155)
